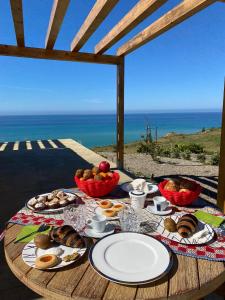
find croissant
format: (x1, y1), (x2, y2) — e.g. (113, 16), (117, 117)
(50, 225), (85, 248)
(177, 214), (198, 238)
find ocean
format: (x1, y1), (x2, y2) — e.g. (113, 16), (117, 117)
(0, 112), (221, 148)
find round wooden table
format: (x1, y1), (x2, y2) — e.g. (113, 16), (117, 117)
(4, 223), (225, 300)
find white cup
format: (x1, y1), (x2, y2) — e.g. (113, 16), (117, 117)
(88, 214), (106, 232)
(153, 196), (169, 212)
(129, 189), (147, 209)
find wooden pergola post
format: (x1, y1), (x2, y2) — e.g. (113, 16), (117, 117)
(217, 80), (225, 213)
(116, 57), (124, 170)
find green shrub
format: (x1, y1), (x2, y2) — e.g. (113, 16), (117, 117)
(210, 152), (220, 165)
(137, 142), (160, 162)
(161, 149), (171, 157)
(171, 148), (180, 158)
(181, 150), (191, 160)
(197, 153), (206, 163)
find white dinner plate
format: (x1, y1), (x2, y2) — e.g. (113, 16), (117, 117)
(155, 214), (214, 245)
(121, 182), (158, 194)
(146, 205), (173, 216)
(26, 192), (76, 214)
(22, 239), (87, 270)
(89, 232), (171, 285)
(84, 223), (115, 238)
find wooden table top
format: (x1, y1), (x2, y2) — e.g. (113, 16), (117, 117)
(4, 222), (225, 300)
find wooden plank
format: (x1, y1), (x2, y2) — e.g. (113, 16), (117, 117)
(135, 275), (168, 299)
(72, 265), (109, 299)
(168, 256), (199, 299)
(95, 0), (167, 54)
(4, 224), (22, 247)
(217, 80), (225, 213)
(116, 58), (124, 170)
(26, 268), (56, 288)
(117, 0), (216, 56)
(71, 0), (119, 52)
(47, 260), (89, 297)
(10, 0), (24, 47)
(197, 259), (225, 298)
(103, 282), (137, 300)
(45, 0), (70, 49)
(0, 44), (122, 65)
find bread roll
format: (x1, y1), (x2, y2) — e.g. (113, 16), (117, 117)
(177, 214), (198, 238)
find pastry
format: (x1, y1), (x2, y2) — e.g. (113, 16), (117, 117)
(37, 195), (47, 203)
(59, 199), (68, 207)
(164, 218), (177, 232)
(56, 191), (66, 198)
(47, 193), (54, 201)
(50, 226), (85, 248)
(35, 254), (59, 269)
(75, 169), (84, 178)
(94, 174), (104, 181)
(103, 209), (116, 217)
(92, 166), (100, 175)
(180, 180), (195, 190)
(113, 203), (125, 212)
(34, 234), (52, 249)
(28, 198), (37, 206)
(179, 188), (191, 193)
(63, 251), (79, 262)
(34, 202), (46, 211)
(99, 200), (113, 209)
(83, 169), (93, 180)
(164, 180), (180, 192)
(47, 200), (59, 209)
(177, 214), (198, 238)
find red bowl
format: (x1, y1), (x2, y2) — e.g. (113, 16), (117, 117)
(158, 179), (201, 206)
(74, 172), (120, 197)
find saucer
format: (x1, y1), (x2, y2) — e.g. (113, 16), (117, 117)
(146, 205), (173, 216)
(84, 223), (115, 238)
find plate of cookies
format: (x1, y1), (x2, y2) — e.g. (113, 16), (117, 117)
(22, 225), (87, 270)
(26, 190), (81, 214)
(156, 213), (214, 245)
(95, 200), (126, 220)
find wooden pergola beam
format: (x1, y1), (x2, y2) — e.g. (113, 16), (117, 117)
(10, 0), (24, 47)
(0, 45), (122, 65)
(71, 0), (119, 52)
(95, 0), (167, 55)
(45, 0), (70, 49)
(117, 0), (216, 56)
(116, 58), (124, 169)
(217, 80), (225, 213)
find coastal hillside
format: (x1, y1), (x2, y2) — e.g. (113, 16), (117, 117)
(92, 128), (221, 154)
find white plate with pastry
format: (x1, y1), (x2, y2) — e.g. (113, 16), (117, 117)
(26, 190), (80, 214)
(95, 200), (126, 220)
(22, 240), (87, 270)
(89, 232), (172, 285)
(155, 213), (214, 245)
(22, 225), (87, 270)
(121, 179), (158, 194)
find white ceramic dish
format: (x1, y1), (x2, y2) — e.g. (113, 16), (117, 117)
(84, 223), (115, 238)
(89, 232), (171, 285)
(156, 214), (214, 245)
(22, 239), (87, 270)
(26, 192), (76, 214)
(95, 201), (126, 220)
(146, 205), (173, 216)
(121, 182), (158, 194)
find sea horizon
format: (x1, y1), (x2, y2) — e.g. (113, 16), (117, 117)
(0, 112), (222, 147)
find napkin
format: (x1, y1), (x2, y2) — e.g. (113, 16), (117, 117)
(194, 210), (224, 228)
(15, 225), (51, 243)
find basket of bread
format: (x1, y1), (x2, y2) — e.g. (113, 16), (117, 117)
(158, 178), (201, 206)
(74, 161), (120, 197)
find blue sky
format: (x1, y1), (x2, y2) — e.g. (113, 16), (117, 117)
(0, 0), (224, 115)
